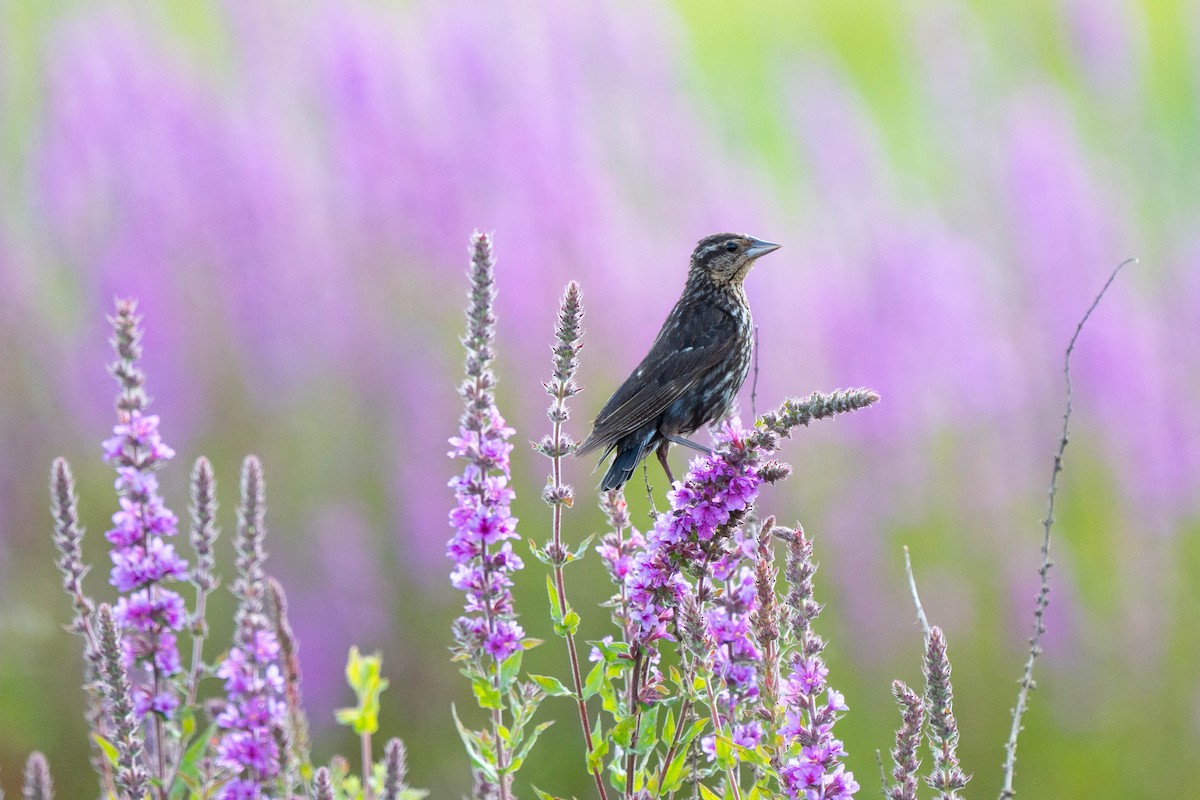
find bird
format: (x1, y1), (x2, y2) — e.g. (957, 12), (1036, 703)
(576, 232), (781, 491)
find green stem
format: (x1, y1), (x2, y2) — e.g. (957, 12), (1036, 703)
(625, 648), (645, 798)
(362, 731), (374, 800)
(550, 414), (610, 800)
(702, 672), (742, 800)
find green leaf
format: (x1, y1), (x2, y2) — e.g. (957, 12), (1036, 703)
(179, 722), (217, 772)
(450, 705), (498, 782)
(546, 576), (562, 623)
(90, 733), (119, 768)
(472, 676), (503, 710)
(171, 726), (211, 800)
(499, 650), (523, 692)
(698, 785), (722, 800)
(662, 747), (690, 792)
(554, 605), (581, 638)
(611, 715), (635, 748)
(598, 664), (620, 715)
(677, 718), (709, 750)
(662, 708), (677, 743)
(177, 772), (200, 796)
(529, 538), (552, 565)
(567, 533), (596, 562)
(591, 638), (630, 663)
(668, 665), (684, 688)
(509, 720), (554, 771)
(532, 787), (568, 800)
(178, 707), (196, 740)
(529, 674), (573, 697)
(585, 724), (609, 777)
(632, 704), (660, 755)
(713, 734), (734, 771)
(335, 646), (390, 735)
(732, 741), (768, 768)
(582, 661), (604, 700)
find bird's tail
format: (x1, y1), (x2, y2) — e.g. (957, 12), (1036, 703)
(599, 431), (655, 491)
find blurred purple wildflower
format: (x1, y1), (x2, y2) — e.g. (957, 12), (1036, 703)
(448, 232), (524, 664)
(102, 299), (187, 720)
(888, 680), (924, 800)
(214, 630), (287, 797)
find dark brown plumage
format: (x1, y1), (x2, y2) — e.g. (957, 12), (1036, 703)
(576, 232), (780, 490)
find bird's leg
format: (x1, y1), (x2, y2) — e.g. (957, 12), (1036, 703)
(656, 439), (677, 485)
(665, 434), (714, 457)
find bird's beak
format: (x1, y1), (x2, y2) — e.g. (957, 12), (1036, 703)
(745, 238), (781, 260)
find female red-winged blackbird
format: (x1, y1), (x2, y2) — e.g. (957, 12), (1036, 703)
(577, 232), (780, 490)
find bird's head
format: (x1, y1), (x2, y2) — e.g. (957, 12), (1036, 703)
(688, 232), (781, 289)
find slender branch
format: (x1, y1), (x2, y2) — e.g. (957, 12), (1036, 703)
(998, 257), (1135, 799)
(903, 546), (931, 639)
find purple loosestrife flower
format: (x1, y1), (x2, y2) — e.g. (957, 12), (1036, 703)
(96, 604), (150, 800)
(22, 752), (54, 800)
(103, 299), (187, 720)
(624, 420), (763, 650)
(701, 527), (765, 757)
(622, 392), (878, 656)
(214, 457), (288, 799)
(778, 530), (858, 800)
(448, 232), (524, 664)
(596, 490), (645, 644)
(382, 738), (410, 800)
(923, 627), (969, 798)
(888, 680), (924, 800)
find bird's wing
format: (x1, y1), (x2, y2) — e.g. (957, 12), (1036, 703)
(576, 300), (738, 456)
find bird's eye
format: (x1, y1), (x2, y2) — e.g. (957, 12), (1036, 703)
(724, 241), (738, 252)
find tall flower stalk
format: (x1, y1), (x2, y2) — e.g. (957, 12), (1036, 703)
(102, 299), (188, 789)
(213, 456), (288, 799)
(184, 457), (219, 708)
(50, 458), (112, 790)
(923, 627), (969, 799)
(447, 232), (526, 800)
(777, 529), (858, 800)
(534, 282), (610, 800)
(96, 604), (150, 800)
